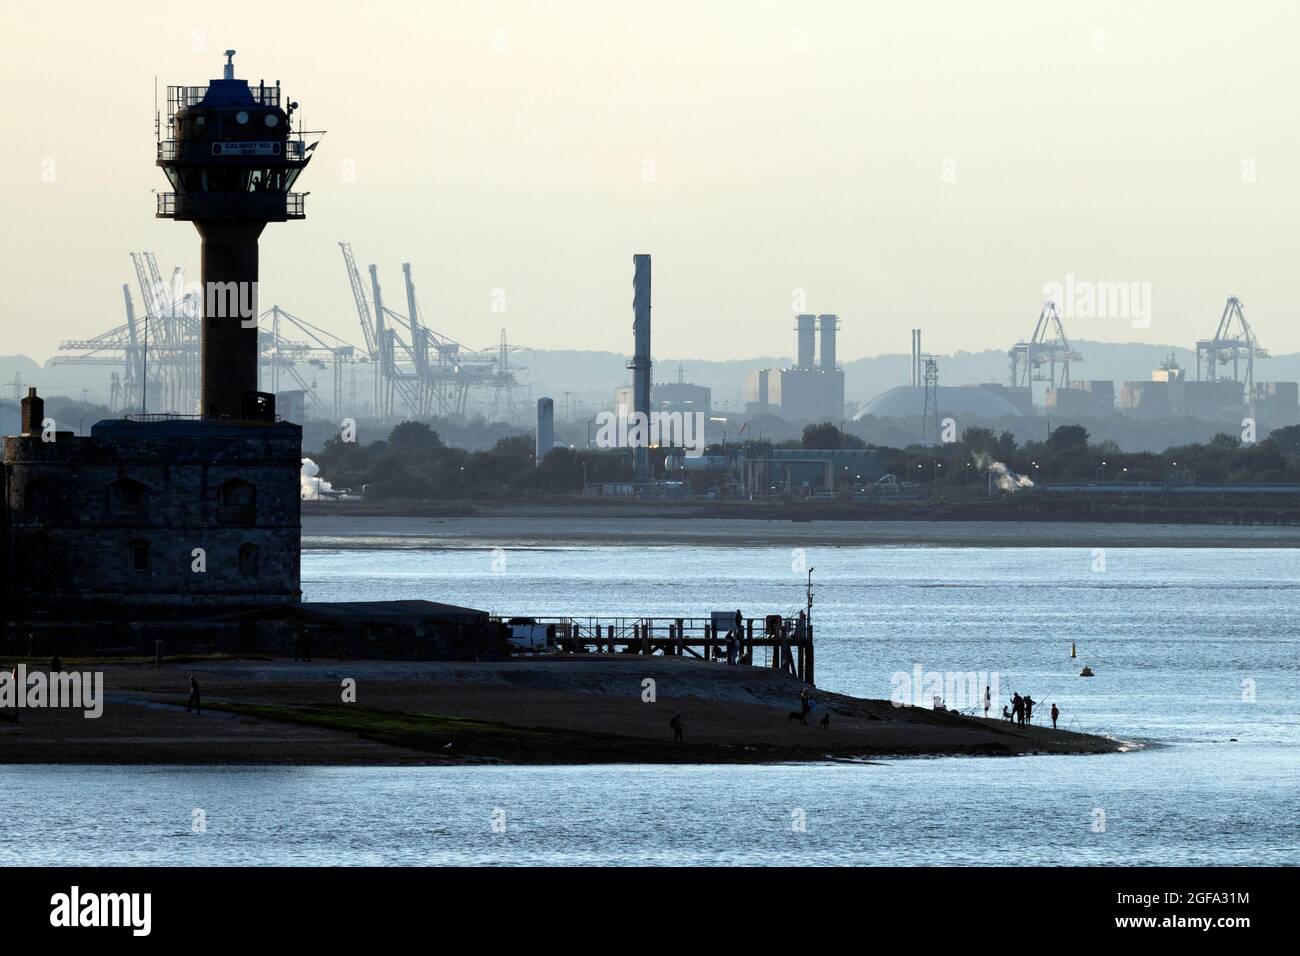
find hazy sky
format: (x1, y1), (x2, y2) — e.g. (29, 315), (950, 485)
(2, 0), (1297, 368)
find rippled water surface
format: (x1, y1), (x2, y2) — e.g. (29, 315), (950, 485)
(3, 545), (1297, 865)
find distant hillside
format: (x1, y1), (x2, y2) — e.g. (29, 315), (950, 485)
(17, 341), (1300, 419)
(519, 341), (1300, 413)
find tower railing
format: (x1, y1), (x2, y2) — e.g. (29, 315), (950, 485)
(156, 192), (306, 219)
(157, 139), (307, 162)
(166, 84), (282, 121)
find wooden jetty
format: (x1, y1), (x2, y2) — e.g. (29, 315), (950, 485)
(495, 614), (816, 685)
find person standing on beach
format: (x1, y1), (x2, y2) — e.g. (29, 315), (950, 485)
(186, 675), (201, 715)
(670, 712), (684, 743)
(6, 665), (18, 723)
(1051, 703), (1059, 730)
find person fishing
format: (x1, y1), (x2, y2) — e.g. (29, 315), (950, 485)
(1051, 702), (1059, 730)
(983, 684), (991, 719)
(1011, 692), (1023, 726)
(1023, 694), (1035, 726)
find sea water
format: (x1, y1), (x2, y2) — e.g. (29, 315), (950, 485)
(2, 545), (1296, 865)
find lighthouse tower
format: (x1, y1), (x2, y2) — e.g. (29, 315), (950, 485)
(156, 50), (314, 420)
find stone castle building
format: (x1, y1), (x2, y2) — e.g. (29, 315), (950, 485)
(2, 389), (300, 620)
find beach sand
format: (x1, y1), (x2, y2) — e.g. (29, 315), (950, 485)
(302, 509), (1300, 550)
(0, 657), (1125, 765)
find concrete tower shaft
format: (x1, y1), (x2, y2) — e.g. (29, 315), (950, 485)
(796, 314), (816, 369)
(197, 220), (264, 420)
(818, 314), (838, 371)
(156, 51), (314, 420)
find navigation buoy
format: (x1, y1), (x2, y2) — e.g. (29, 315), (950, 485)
(1071, 642), (1077, 659)
(1079, 666), (1094, 677)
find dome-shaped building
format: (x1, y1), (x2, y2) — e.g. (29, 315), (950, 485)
(853, 385), (1025, 420)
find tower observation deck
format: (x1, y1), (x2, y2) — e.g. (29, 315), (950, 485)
(156, 50), (317, 420)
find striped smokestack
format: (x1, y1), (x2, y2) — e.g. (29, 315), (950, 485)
(631, 254), (652, 480)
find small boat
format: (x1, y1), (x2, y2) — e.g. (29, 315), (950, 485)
(1079, 666), (1095, 677)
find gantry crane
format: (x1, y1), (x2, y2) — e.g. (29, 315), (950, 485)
(52, 253), (201, 415)
(339, 242), (525, 423)
(1009, 300), (1083, 390)
(261, 306), (357, 420)
(1195, 296), (1267, 397)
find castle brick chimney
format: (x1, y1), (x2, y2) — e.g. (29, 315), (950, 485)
(20, 387), (43, 436)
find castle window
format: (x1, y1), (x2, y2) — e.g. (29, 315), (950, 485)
(24, 479), (46, 517)
(219, 478), (256, 525)
(26, 530), (56, 583)
(239, 543), (259, 577)
(109, 477), (150, 517)
(129, 539), (150, 572)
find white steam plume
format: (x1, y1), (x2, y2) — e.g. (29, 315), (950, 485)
(300, 457), (334, 500)
(972, 452), (1034, 491)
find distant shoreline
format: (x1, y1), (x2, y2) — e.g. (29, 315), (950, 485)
(301, 507), (1300, 549)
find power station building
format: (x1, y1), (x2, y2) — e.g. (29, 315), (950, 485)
(1044, 380), (1115, 418)
(745, 315), (845, 423)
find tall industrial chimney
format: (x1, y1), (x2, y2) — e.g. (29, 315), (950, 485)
(536, 397), (555, 466)
(156, 51), (314, 420)
(796, 314), (816, 370)
(630, 254), (652, 480)
(818, 314), (838, 372)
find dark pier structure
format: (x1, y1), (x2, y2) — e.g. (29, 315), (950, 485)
(0, 53), (495, 661)
(520, 614), (816, 685)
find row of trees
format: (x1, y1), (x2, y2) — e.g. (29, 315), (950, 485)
(313, 422), (635, 500)
(313, 418), (1300, 501)
(799, 421), (1300, 486)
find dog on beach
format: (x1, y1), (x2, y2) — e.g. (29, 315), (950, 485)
(819, 713), (829, 729)
(787, 711), (807, 725)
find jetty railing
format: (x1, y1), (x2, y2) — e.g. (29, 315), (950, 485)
(493, 614), (815, 685)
